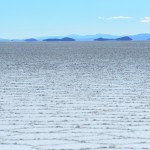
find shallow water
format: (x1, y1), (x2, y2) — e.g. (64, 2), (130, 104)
(0, 41), (150, 150)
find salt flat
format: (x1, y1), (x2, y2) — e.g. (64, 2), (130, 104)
(0, 41), (150, 150)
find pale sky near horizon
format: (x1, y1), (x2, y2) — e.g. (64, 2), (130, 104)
(0, 0), (150, 39)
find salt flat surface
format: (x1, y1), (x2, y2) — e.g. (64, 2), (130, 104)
(0, 41), (150, 150)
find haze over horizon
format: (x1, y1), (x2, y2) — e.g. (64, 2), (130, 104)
(0, 0), (150, 39)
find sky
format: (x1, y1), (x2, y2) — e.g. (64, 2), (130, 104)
(0, 0), (150, 39)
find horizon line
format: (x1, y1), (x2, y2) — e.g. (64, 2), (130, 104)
(0, 32), (150, 40)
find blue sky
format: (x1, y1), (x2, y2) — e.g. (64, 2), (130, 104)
(0, 0), (150, 38)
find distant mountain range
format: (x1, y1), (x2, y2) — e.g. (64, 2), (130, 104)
(37, 34), (120, 41)
(37, 33), (150, 41)
(94, 36), (132, 41)
(129, 34), (150, 40)
(24, 38), (37, 42)
(43, 37), (75, 41)
(1, 33), (150, 42)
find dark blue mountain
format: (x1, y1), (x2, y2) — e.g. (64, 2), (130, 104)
(94, 38), (114, 41)
(43, 38), (60, 41)
(25, 38), (37, 42)
(43, 37), (75, 41)
(116, 36), (132, 41)
(94, 36), (132, 41)
(61, 37), (75, 41)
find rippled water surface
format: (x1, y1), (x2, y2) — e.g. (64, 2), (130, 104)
(0, 42), (150, 150)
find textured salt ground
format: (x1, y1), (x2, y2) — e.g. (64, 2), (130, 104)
(0, 42), (150, 150)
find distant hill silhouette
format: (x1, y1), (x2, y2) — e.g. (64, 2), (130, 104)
(94, 38), (114, 41)
(116, 36), (132, 41)
(43, 38), (60, 41)
(94, 36), (132, 41)
(61, 37), (75, 41)
(43, 37), (75, 41)
(25, 38), (37, 42)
